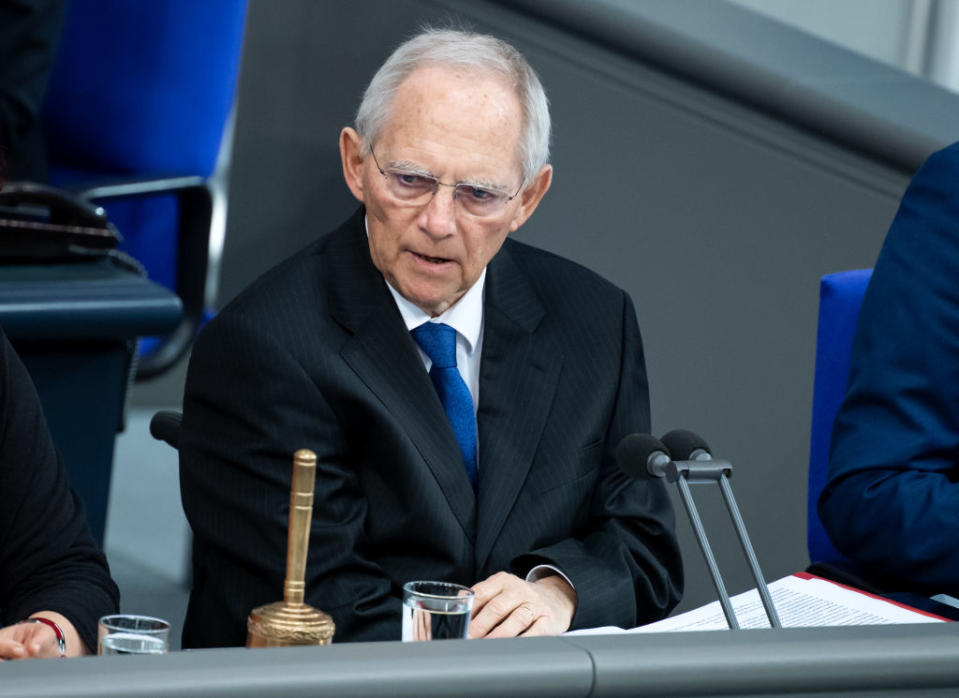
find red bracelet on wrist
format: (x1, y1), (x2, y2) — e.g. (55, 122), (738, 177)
(17, 617), (67, 657)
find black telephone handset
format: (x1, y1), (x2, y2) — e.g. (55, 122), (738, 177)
(0, 182), (122, 262)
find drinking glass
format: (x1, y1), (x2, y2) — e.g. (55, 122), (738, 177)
(402, 581), (474, 641)
(98, 614), (170, 655)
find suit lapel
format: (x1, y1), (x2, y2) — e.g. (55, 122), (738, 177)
(328, 211), (476, 539)
(474, 243), (564, 569)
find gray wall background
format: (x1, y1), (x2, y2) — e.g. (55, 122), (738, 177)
(729, 0), (959, 92)
(140, 0), (957, 615)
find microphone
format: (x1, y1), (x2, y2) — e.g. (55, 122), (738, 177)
(150, 410), (182, 450)
(660, 429), (781, 629)
(616, 432), (739, 627)
(614, 433), (672, 480)
(661, 429), (711, 461)
(660, 429), (731, 482)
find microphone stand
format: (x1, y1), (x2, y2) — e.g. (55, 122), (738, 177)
(650, 456), (782, 630)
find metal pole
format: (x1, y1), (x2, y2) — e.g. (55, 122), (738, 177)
(675, 476), (739, 629)
(717, 474), (781, 628)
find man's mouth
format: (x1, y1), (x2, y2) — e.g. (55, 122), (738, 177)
(412, 251), (452, 265)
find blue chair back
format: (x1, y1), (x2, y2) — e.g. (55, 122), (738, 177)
(42, 0), (246, 178)
(808, 269), (873, 564)
(40, 0), (247, 374)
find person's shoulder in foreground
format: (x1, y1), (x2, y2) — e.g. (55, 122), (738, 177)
(0, 326), (119, 659)
(819, 141), (959, 591)
(179, 27), (682, 648)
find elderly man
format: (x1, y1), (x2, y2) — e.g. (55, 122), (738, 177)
(180, 28), (682, 647)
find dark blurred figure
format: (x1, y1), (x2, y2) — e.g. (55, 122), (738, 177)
(820, 141), (959, 593)
(0, 0), (67, 182)
(0, 323), (120, 659)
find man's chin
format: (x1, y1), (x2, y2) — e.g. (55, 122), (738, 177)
(402, 285), (460, 317)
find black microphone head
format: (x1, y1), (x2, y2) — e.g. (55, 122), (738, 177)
(616, 433), (670, 479)
(661, 429), (711, 461)
(150, 410), (183, 450)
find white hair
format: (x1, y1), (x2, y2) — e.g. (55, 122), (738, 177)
(354, 28), (551, 184)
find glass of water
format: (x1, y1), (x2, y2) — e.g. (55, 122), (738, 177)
(402, 581), (474, 642)
(98, 614), (170, 655)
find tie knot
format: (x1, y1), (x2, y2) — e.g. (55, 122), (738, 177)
(411, 322), (457, 369)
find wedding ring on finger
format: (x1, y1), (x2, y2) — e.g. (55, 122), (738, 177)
(519, 605), (535, 622)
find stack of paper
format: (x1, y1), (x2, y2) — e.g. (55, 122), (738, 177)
(568, 573), (946, 636)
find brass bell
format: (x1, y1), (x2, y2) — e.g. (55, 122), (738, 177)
(246, 449), (335, 647)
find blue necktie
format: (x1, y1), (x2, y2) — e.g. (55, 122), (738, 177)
(411, 322), (478, 491)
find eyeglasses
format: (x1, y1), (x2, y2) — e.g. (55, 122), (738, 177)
(369, 145), (521, 218)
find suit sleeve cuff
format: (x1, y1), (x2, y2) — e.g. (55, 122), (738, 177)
(525, 564), (575, 590)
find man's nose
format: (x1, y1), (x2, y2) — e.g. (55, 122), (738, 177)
(419, 184), (458, 238)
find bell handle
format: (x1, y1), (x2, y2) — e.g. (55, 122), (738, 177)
(284, 448), (316, 604)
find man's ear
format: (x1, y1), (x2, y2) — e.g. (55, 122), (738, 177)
(340, 127), (366, 203)
(508, 164), (553, 233)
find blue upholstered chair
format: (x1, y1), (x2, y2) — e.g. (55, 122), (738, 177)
(41, 0), (248, 379)
(807, 269), (873, 565)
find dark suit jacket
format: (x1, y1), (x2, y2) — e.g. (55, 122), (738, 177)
(180, 208), (682, 646)
(819, 141), (959, 592)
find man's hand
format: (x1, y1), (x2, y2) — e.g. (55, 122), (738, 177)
(0, 612), (83, 660)
(469, 571), (577, 638)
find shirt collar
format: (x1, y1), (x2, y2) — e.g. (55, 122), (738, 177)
(367, 216), (485, 353)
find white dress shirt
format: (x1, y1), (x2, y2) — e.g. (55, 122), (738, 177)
(385, 269), (485, 412)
